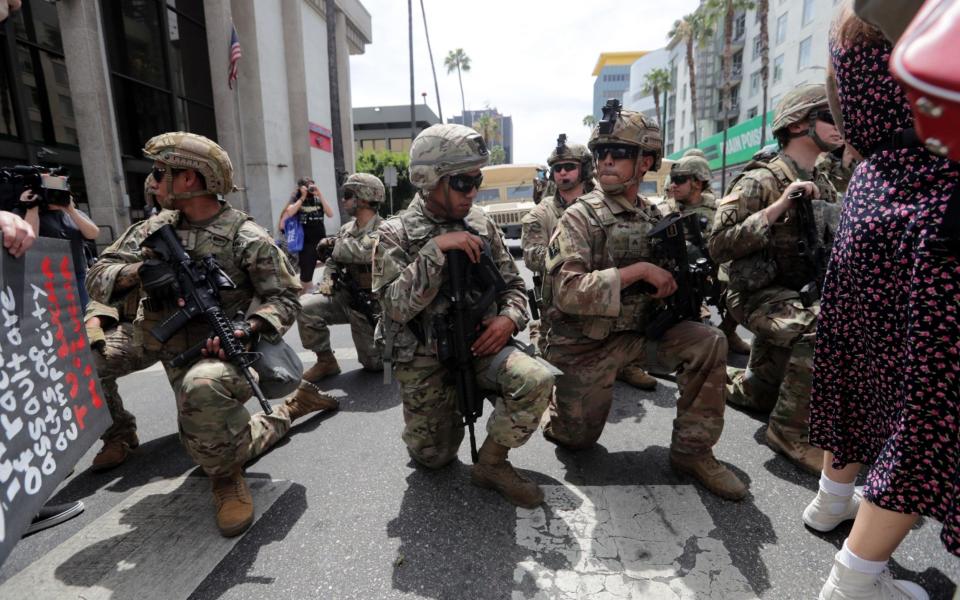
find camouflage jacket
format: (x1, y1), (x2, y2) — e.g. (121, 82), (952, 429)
(520, 193), (568, 274)
(372, 195), (528, 364)
(323, 214), (382, 290)
(544, 190), (662, 345)
(708, 154), (839, 296)
(86, 204), (301, 355)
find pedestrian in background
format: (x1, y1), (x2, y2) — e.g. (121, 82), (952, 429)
(281, 177), (333, 294)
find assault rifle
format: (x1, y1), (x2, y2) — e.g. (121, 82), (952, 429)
(791, 188), (827, 307)
(526, 274), (543, 321)
(331, 269), (378, 327)
(433, 231), (505, 463)
(632, 212), (716, 340)
(142, 224), (273, 415)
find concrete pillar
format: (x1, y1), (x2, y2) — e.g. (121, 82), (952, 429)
(204, 0), (248, 213)
(335, 10), (355, 172)
(282, 1), (312, 180)
(56, 0), (126, 236)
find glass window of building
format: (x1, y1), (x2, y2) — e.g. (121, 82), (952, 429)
(773, 54), (785, 83)
(776, 13), (788, 45)
(752, 35), (762, 61)
(798, 36), (812, 69)
(802, 0), (815, 26)
(748, 106), (758, 119)
(750, 70), (762, 97)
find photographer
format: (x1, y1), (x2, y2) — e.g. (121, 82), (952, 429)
(17, 188), (100, 308)
(281, 177), (333, 294)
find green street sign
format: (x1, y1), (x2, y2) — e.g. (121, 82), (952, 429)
(669, 110), (776, 170)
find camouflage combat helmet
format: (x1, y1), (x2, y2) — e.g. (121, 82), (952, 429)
(683, 148), (706, 159)
(547, 133), (594, 183)
(588, 109), (663, 171)
(409, 124), (489, 191)
(671, 154), (712, 186)
(342, 172), (385, 204)
(772, 84), (829, 133)
(143, 132), (236, 199)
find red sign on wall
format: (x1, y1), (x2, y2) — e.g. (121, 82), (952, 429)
(309, 122), (332, 152)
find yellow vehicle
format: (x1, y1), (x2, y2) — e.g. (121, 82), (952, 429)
(642, 157), (674, 206)
(475, 164), (542, 239)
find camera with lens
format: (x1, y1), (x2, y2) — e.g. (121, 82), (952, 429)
(0, 165), (72, 211)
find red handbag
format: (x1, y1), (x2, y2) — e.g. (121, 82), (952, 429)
(890, 0), (960, 162)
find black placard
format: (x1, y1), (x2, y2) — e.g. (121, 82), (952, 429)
(0, 236), (110, 566)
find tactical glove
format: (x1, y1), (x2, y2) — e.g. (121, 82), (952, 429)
(138, 259), (181, 308)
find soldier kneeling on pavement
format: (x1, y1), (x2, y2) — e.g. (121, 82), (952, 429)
(541, 103), (748, 501)
(299, 173), (385, 381)
(373, 123), (555, 508)
(86, 132), (336, 536)
(708, 84), (841, 475)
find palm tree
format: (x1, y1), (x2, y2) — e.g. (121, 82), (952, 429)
(472, 114), (500, 146)
(444, 48), (471, 117)
(757, 0), (770, 144)
(641, 68), (673, 126)
(703, 0), (755, 190)
(668, 11), (710, 146)
(582, 114), (597, 129)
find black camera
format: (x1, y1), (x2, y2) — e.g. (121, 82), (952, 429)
(598, 99), (623, 135)
(0, 165), (72, 211)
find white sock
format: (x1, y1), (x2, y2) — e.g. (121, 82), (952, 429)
(836, 540), (887, 575)
(820, 472), (856, 497)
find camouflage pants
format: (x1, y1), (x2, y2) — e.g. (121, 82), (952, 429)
(393, 348), (554, 469)
(94, 323), (160, 442)
(727, 288), (818, 440)
(543, 321), (728, 455)
(298, 289), (382, 371)
(96, 325), (292, 477)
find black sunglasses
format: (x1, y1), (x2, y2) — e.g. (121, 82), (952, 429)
(343, 191), (355, 200)
(671, 174), (691, 185)
(448, 172), (484, 193)
(552, 163), (578, 173)
(152, 166), (183, 184)
(592, 144), (639, 161)
(814, 110), (835, 125)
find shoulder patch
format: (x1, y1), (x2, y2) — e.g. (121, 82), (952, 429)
(718, 193), (740, 206)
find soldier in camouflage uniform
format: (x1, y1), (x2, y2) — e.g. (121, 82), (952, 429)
(86, 132), (336, 536)
(542, 109), (748, 501)
(373, 123), (554, 508)
(708, 85), (842, 474)
(522, 135), (658, 390)
(299, 173), (385, 380)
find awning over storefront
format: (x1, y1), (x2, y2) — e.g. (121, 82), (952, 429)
(668, 110), (776, 170)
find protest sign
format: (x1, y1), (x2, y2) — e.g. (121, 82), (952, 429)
(0, 236), (110, 566)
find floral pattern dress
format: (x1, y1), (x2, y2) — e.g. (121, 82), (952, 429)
(810, 39), (960, 555)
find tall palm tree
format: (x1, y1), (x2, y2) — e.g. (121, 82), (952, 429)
(668, 11), (710, 146)
(757, 0), (770, 144)
(703, 0), (755, 190)
(472, 114), (500, 145)
(582, 114), (597, 129)
(444, 48), (471, 118)
(641, 67), (673, 126)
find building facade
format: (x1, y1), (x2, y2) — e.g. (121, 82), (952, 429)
(591, 51), (646, 120)
(663, 0), (837, 179)
(352, 104), (439, 155)
(448, 108), (513, 164)
(623, 48), (670, 124)
(0, 0), (371, 243)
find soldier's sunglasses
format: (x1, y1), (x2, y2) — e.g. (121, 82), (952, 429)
(343, 191), (355, 200)
(592, 144), (639, 162)
(671, 175), (691, 185)
(151, 166), (182, 183)
(448, 172), (484, 193)
(814, 110), (835, 125)
(552, 163), (578, 173)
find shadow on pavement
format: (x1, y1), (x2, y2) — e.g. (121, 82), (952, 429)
(320, 368), (402, 414)
(190, 482), (308, 599)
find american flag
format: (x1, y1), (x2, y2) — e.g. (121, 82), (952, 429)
(227, 25), (242, 89)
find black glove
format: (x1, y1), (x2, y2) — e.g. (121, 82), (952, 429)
(138, 259), (181, 308)
(232, 316), (260, 350)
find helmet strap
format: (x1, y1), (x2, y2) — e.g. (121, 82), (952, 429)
(806, 115), (842, 152)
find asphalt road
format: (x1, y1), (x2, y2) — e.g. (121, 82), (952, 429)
(0, 247), (956, 599)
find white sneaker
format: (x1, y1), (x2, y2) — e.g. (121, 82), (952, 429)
(820, 560), (929, 600)
(803, 486), (863, 532)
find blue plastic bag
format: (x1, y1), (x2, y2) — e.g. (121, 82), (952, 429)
(284, 217), (304, 253)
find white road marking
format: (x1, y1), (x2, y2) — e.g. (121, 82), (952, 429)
(513, 485), (757, 600)
(1, 476), (291, 600)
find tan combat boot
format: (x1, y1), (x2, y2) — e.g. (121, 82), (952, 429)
(766, 424), (823, 475)
(302, 351), (341, 382)
(720, 314), (751, 356)
(670, 451), (748, 501)
(617, 362), (658, 390)
(91, 432), (139, 471)
(283, 380), (339, 421)
(211, 469), (254, 537)
(471, 438), (544, 508)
